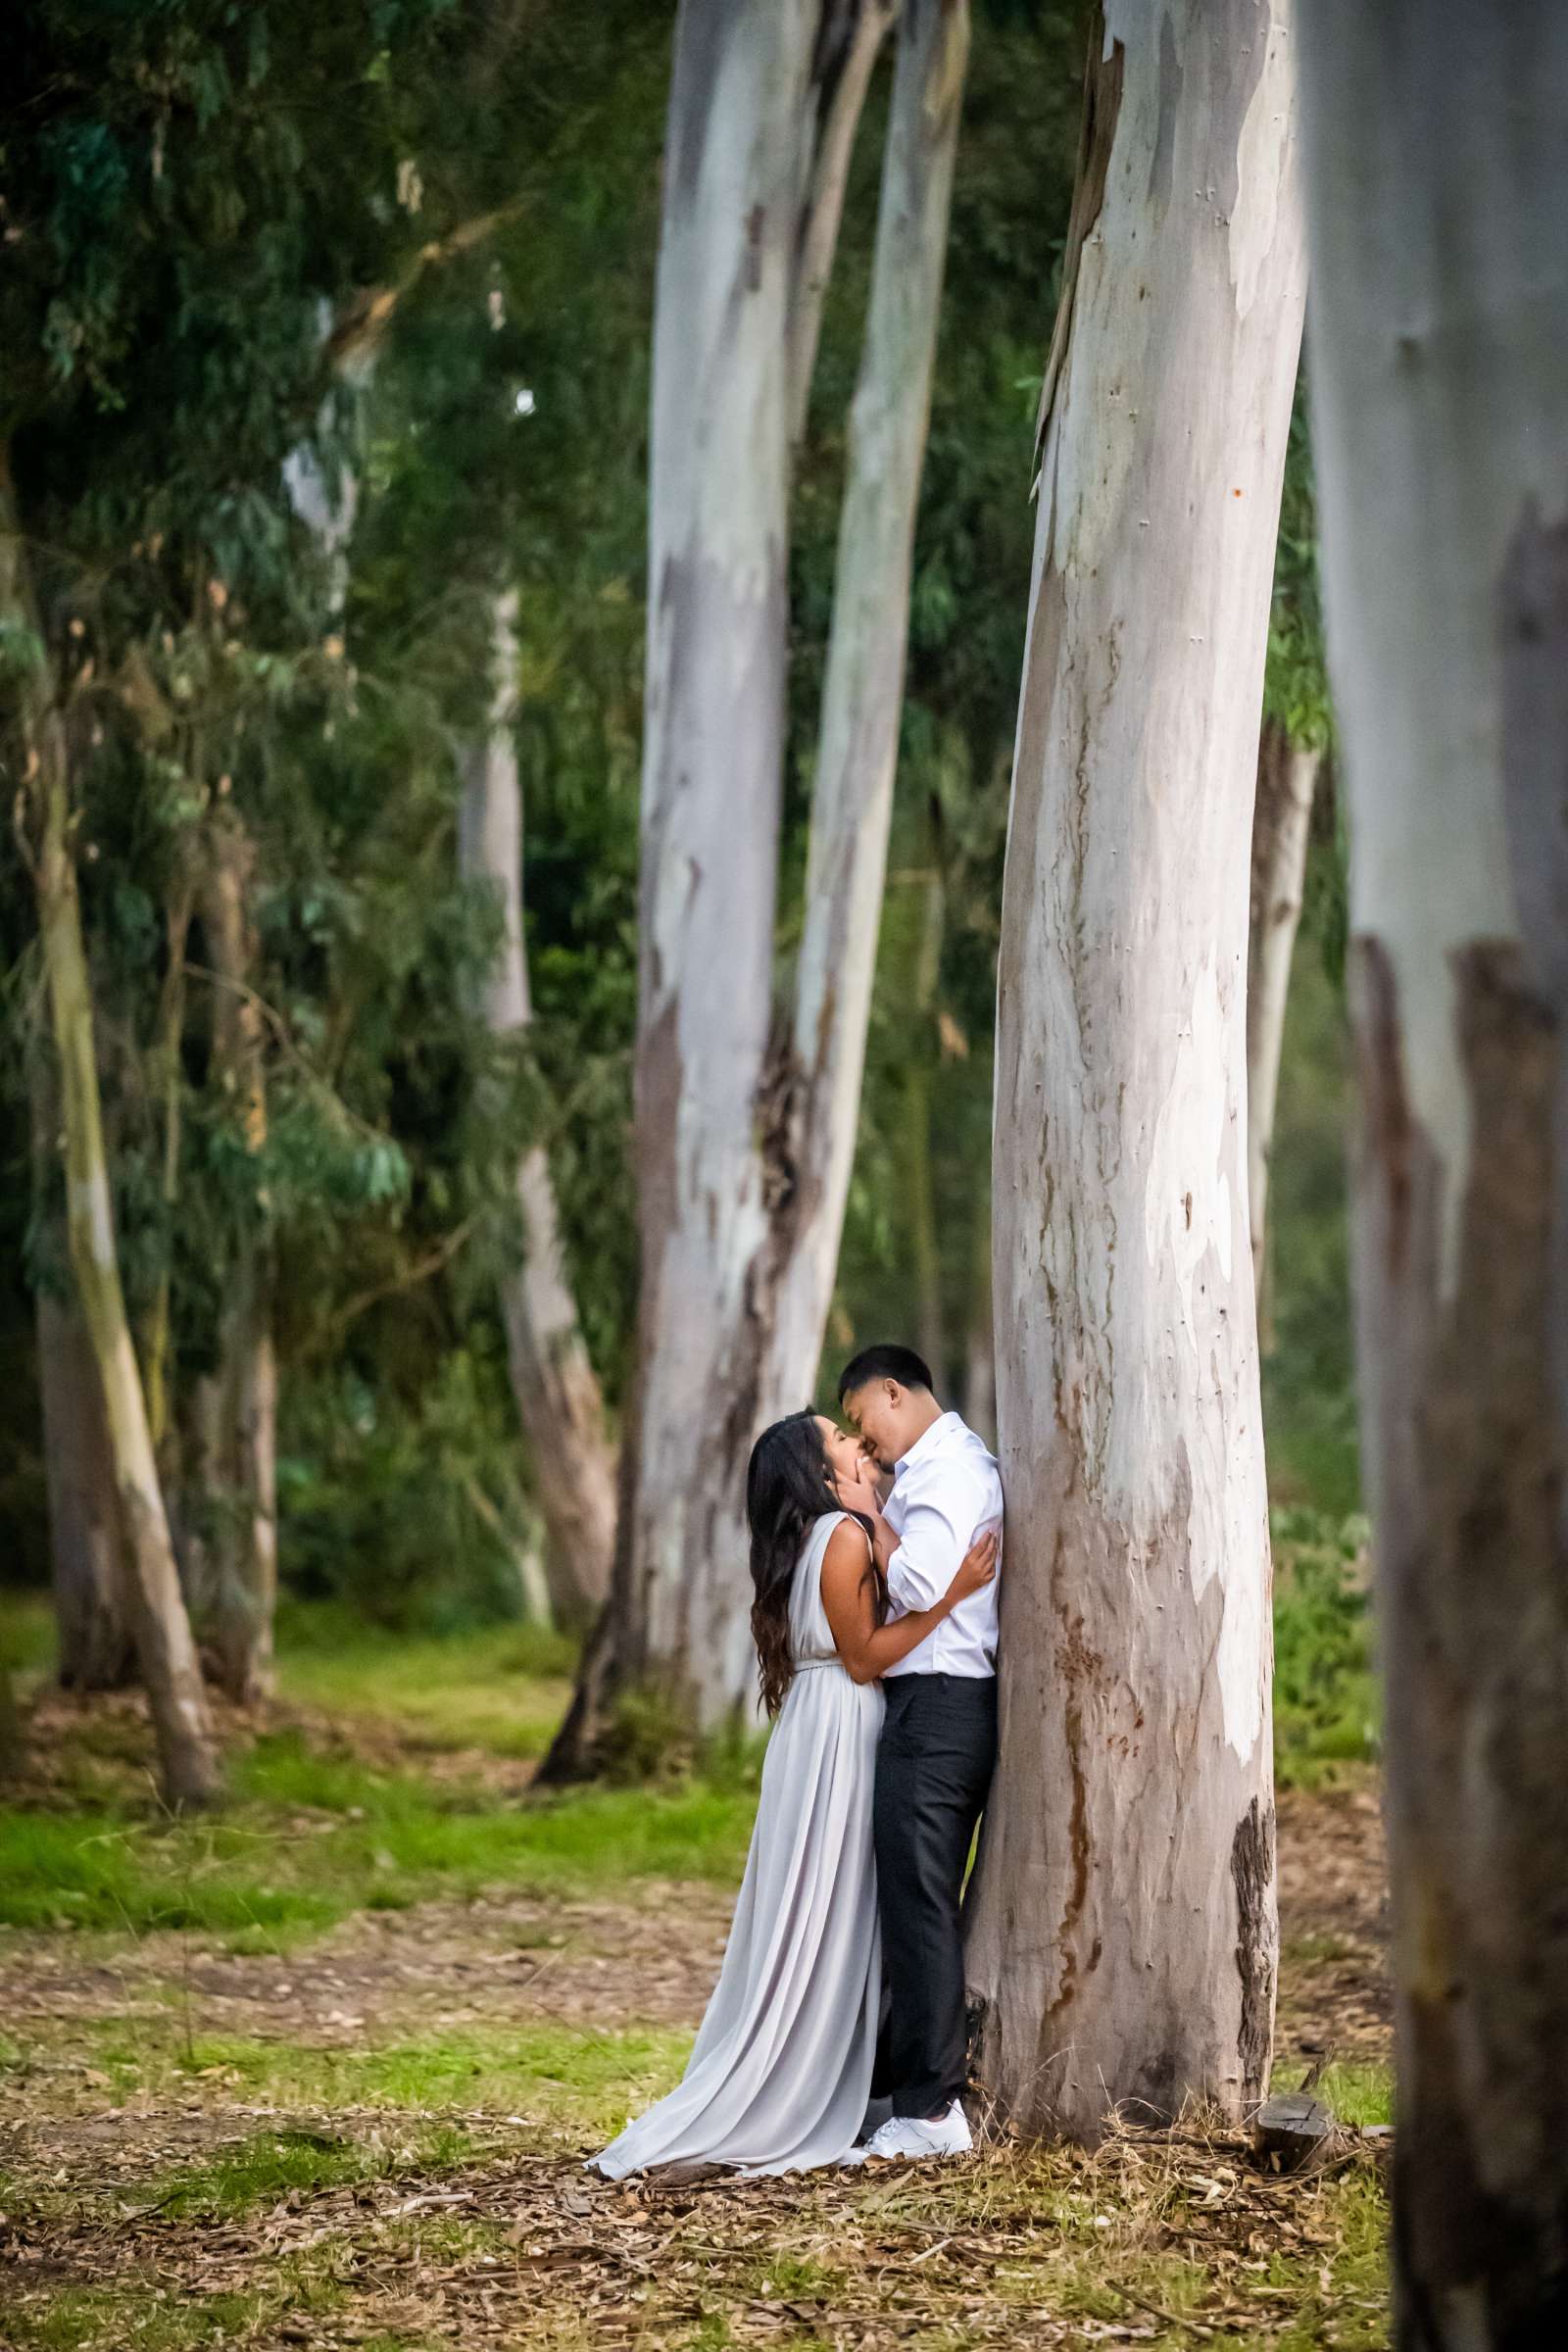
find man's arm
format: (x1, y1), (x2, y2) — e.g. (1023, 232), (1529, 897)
(882, 1472), (983, 1620)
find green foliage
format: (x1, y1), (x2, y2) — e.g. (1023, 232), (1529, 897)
(1262, 851), (1360, 1518)
(1273, 1508), (1379, 1785)
(1264, 392), (1333, 752)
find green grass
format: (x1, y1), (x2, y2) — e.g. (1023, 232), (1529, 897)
(272, 1601), (578, 1758)
(1274, 2058), (1394, 2131)
(0, 1731), (757, 1937)
(1273, 1508), (1380, 1785)
(55, 2015), (690, 2141)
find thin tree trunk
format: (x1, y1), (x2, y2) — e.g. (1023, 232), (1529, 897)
(1247, 717), (1319, 1346)
(965, 3), (1305, 2142)
(141, 867), (196, 1458)
(3, 448), (221, 1808)
(459, 590), (615, 1629)
(1297, 9), (1568, 2342)
(28, 1052), (132, 1689)
(545, 0), (969, 1776)
(787, 0), (900, 458)
(199, 805), (277, 1707)
(906, 852), (949, 1385)
(36, 1294), (133, 1689)
(0, 1659), (20, 1779)
(763, 0), (970, 1411)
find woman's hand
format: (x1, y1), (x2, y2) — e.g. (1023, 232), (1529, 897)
(948, 1527), (999, 1603)
(834, 1457), (884, 1524)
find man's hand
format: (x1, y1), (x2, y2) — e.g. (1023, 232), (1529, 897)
(833, 1459), (899, 1581)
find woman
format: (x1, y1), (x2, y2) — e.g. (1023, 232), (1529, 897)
(591, 1410), (998, 2180)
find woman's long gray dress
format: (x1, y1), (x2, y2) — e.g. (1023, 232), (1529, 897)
(591, 1509), (884, 2179)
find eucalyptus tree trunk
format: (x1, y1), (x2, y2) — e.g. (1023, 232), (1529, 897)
(544, 0), (968, 1775)
(28, 1053), (131, 1689)
(787, 0), (900, 457)
(2, 451), (220, 1807)
(459, 591), (615, 1628)
(0, 1659), (20, 1779)
(1247, 718), (1319, 1340)
(965, 1), (1305, 2142)
(37, 1294), (132, 1689)
(763, 0), (969, 1407)
(1297, 8), (1568, 2341)
(199, 806), (277, 1707)
(544, 0), (820, 1774)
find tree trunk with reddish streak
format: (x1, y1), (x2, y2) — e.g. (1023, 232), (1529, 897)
(543, 0), (969, 1777)
(1297, 6), (1568, 2341)
(1247, 717), (1319, 1344)
(964, 1), (1305, 2142)
(459, 591), (615, 1629)
(199, 806), (278, 1708)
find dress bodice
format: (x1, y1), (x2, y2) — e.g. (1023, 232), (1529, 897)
(788, 1509), (865, 1668)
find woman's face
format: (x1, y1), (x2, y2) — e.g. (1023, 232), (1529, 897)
(814, 1416), (863, 1491)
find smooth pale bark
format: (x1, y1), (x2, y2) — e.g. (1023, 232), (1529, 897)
(787, 0), (900, 458)
(2, 453), (220, 1807)
(459, 591), (615, 1628)
(199, 807), (278, 1707)
(1297, 9), (1568, 2342)
(1247, 719), (1319, 1342)
(545, 0), (968, 1772)
(966, 2), (1305, 2141)
(906, 855), (952, 1386)
(547, 0), (819, 1769)
(763, 0), (970, 1407)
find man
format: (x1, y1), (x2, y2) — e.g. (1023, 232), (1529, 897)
(839, 1343), (1003, 2161)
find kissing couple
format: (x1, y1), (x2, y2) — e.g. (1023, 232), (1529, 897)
(593, 1344), (1004, 2179)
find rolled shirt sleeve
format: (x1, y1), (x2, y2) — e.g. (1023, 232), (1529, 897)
(884, 1480), (974, 1619)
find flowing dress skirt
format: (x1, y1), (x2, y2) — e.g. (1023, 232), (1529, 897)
(592, 1523), (883, 2178)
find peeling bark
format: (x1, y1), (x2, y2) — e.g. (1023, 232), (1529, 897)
(544, 0), (970, 1774)
(1298, 8), (1568, 2338)
(3, 446), (220, 1808)
(966, 0), (1304, 2142)
(1247, 718), (1320, 1342)
(460, 591), (615, 1629)
(543, 0), (822, 1773)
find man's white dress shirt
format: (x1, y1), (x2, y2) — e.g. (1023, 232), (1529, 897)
(882, 1410), (1003, 1678)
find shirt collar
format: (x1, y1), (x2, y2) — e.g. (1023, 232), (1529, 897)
(894, 1409), (964, 1479)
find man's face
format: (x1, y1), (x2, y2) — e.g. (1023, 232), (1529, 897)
(842, 1380), (906, 1476)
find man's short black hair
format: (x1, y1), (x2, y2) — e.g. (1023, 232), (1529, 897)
(837, 1344), (934, 1404)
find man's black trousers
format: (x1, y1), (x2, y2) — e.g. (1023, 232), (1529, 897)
(872, 1672), (998, 2119)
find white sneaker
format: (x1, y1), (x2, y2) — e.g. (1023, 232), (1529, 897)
(862, 2102), (973, 2161)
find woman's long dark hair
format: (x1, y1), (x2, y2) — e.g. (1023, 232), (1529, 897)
(746, 1412), (876, 1717)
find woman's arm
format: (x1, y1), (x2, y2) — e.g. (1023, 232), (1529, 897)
(818, 1518), (998, 1686)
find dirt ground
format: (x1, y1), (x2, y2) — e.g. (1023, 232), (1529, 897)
(0, 1755), (1391, 2349)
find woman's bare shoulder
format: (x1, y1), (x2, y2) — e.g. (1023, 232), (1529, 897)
(820, 1513), (871, 1588)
